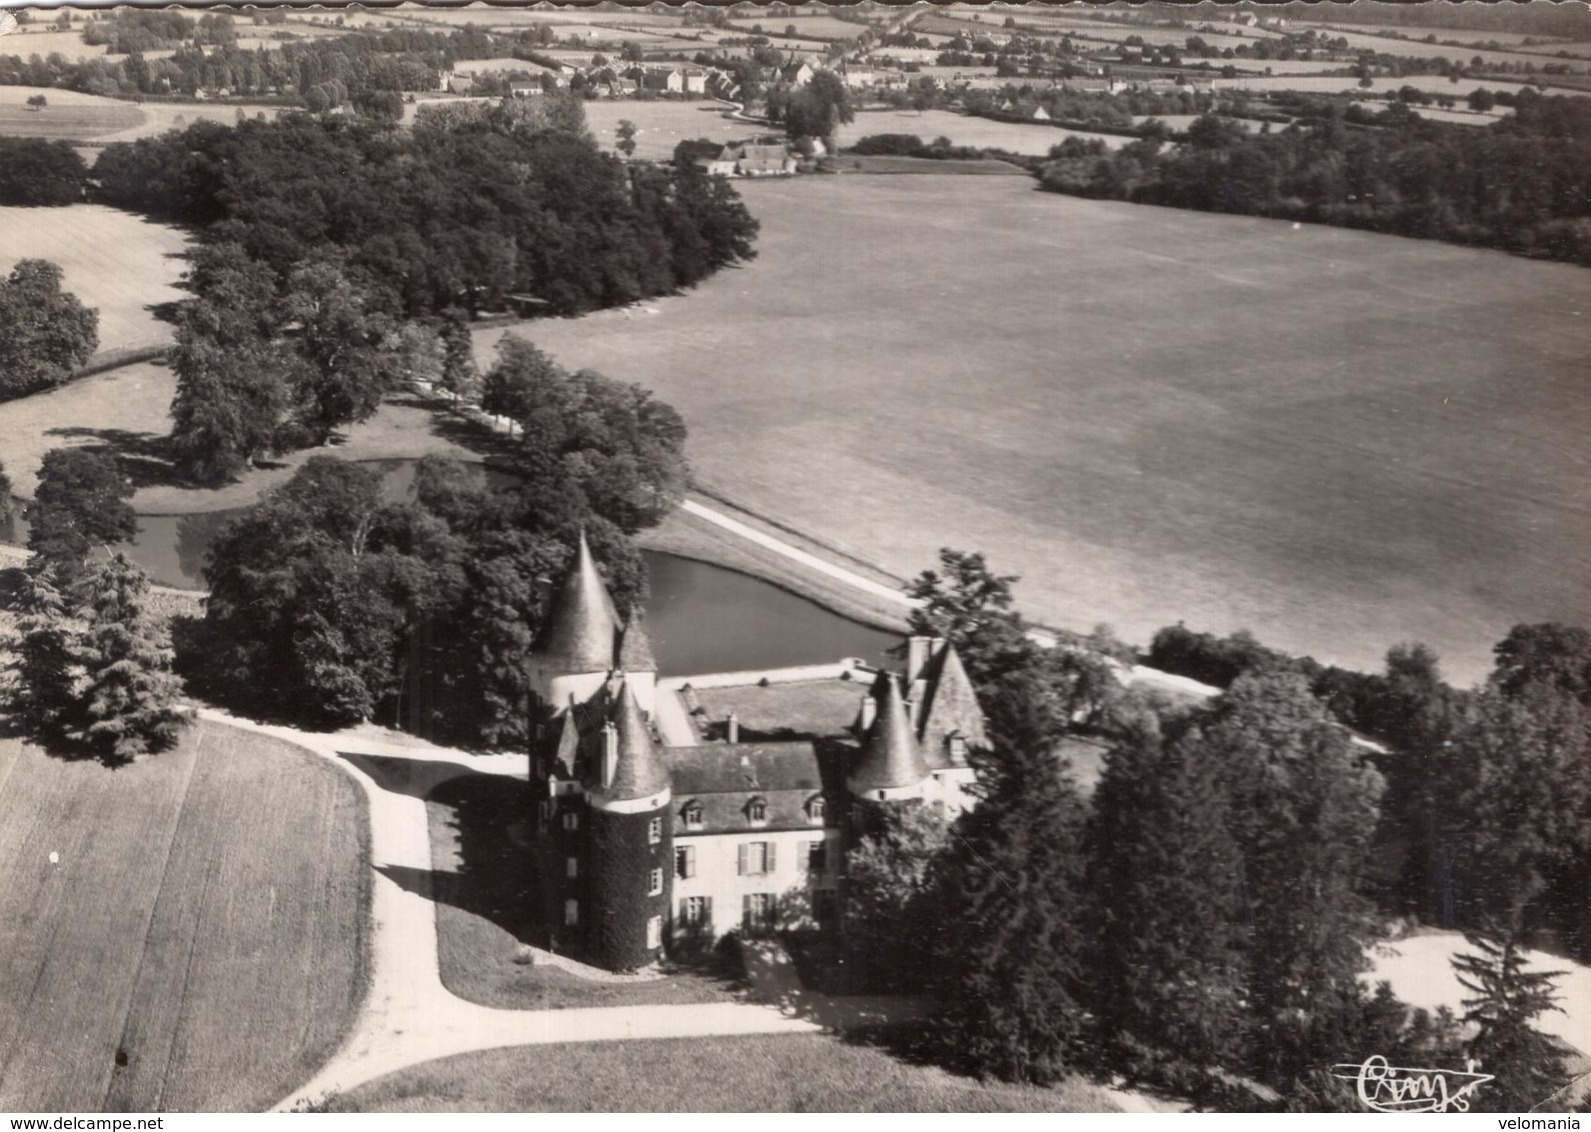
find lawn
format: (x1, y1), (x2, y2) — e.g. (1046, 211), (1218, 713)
(0, 719), (369, 1111)
(0, 203), (189, 360)
(485, 175), (1591, 687)
(424, 773), (746, 1010)
(322, 1033), (1123, 1112)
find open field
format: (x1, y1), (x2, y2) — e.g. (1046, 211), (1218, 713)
(1309, 27), (1590, 71)
(425, 774), (746, 1010)
(0, 27), (119, 62)
(0, 86), (143, 140)
(488, 175), (1591, 687)
(838, 108), (1129, 155)
(1215, 73), (1538, 97)
(0, 720), (368, 1111)
(0, 204), (189, 356)
(724, 16), (866, 41)
(582, 99), (753, 160)
(95, 100), (286, 144)
(323, 1033), (1122, 1112)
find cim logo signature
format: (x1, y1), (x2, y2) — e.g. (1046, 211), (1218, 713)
(1331, 1054), (1494, 1113)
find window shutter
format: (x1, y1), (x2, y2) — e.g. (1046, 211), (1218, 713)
(766, 841), (777, 873)
(702, 895), (712, 921)
(686, 845), (696, 878)
(737, 843), (746, 875)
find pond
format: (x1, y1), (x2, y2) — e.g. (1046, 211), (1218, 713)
(3, 459), (897, 677)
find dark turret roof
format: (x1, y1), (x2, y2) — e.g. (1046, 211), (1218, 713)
(850, 673), (928, 792)
(595, 681), (671, 801)
(618, 615), (657, 674)
(535, 530), (621, 673)
(919, 644), (989, 762)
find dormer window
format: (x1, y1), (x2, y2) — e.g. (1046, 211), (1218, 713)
(682, 801), (703, 829)
(806, 795), (826, 824)
(747, 797), (768, 825)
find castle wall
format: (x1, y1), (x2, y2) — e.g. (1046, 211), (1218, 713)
(586, 804), (672, 970)
(672, 827), (841, 944)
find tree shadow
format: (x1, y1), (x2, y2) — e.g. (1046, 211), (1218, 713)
(420, 772), (538, 942)
(43, 426), (182, 491)
(146, 299), (184, 326)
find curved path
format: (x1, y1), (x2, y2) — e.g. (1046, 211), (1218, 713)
(186, 709), (830, 1110)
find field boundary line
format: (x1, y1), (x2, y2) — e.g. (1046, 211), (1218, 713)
(689, 481), (908, 584)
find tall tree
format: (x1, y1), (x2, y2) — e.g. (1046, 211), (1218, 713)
(27, 449), (136, 581)
(0, 260), (99, 400)
(74, 553), (190, 762)
(280, 258), (406, 445)
(1188, 669), (1384, 1085)
(1454, 930), (1566, 1111)
(11, 564), (80, 745)
(437, 309), (480, 405)
(934, 670), (1090, 1085)
(169, 242), (292, 482)
(844, 802), (949, 993)
(1085, 707), (1245, 1066)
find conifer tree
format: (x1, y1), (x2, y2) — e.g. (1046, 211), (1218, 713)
(1085, 708), (1245, 1066)
(13, 563), (80, 745)
(75, 553), (190, 762)
(438, 309), (480, 406)
(1190, 669), (1384, 1084)
(934, 670), (1089, 1085)
(1454, 929), (1566, 1111)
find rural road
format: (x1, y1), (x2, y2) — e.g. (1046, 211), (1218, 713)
(189, 710), (929, 1111)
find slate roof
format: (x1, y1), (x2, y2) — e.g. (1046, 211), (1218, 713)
(666, 741), (838, 834)
(851, 673), (928, 791)
(590, 680), (671, 801)
(535, 531), (621, 673)
(918, 644), (988, 765)
(618, 615), (657, 673)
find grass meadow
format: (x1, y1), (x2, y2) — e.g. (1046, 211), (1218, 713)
(490, 175), (1591, 686)
(0, 86), (143, 140)
(0, 203), (189, 356)
(0, 720), (369, 1111)
(323, 1033), (1124, 1112)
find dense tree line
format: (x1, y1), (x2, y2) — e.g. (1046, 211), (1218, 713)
(175, 338), (685, 742)
(1039, 91), (1591, 267)
(0, 260), (98, 401)
(0, 138), (88, 206)
(845, 549), (1582, 1109)
(94, 104), (753, 480)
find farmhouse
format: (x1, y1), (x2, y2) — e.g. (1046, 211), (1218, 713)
(526, 535), (985, 971)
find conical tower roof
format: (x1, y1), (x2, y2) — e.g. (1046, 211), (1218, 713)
(919, 643), (989, 756)
(595, 680), (671, 801)
(850, 673), (928, 793)
(618, 614), (658, 674)
(535, 530), (621, 673)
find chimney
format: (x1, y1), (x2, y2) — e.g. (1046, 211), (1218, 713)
(726, 712), (740, 744)
(859, 693), (876, 732)
(906, 635), (931, 684)
(601, 721), (618, 788)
